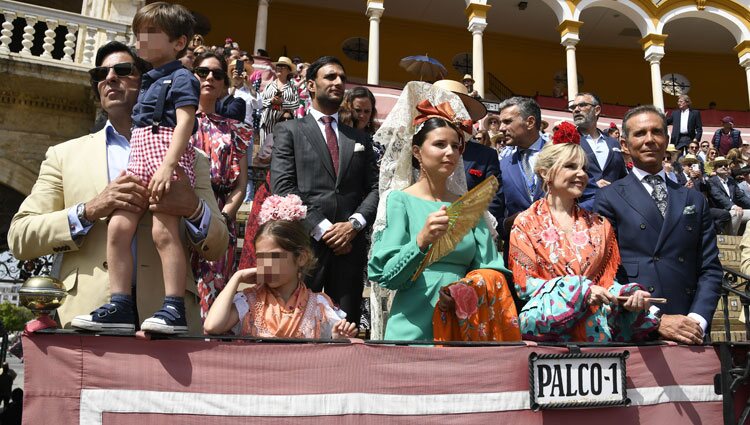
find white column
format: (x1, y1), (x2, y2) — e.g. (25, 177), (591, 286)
(366, 2), (384, 85)
(253, 0), (270, 55)
(561, 34), (579, 100)
(645, 45), (665, 111)
(469, 22), (487, 98)
(741, 55), (750, 111)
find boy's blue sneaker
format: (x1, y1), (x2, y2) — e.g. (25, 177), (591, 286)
(140, 303), (188, 334)
(71, 302), (136, 332)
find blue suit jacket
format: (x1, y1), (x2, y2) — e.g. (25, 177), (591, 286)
(580, 131), (628, 184)
(463, 141), (503, 226)
(493, 137), (597, 231)
(594, 172), (722, 322)
(707, 175), (750, 210)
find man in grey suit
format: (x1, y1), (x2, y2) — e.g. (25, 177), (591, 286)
(271, 56), (379, 325)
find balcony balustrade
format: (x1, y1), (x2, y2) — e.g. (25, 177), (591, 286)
(1, 0), (131, 73)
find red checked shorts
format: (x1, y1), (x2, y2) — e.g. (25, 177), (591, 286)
(128, 126), (196, 187)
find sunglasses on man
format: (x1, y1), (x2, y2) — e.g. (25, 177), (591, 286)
(89, 62), (136, 82)
(194, 67), (227, 81)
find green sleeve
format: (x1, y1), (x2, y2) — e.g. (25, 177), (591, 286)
(367, 192), (427, 291)
(470, 218), (510, 275)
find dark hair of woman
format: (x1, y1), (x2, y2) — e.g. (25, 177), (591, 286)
(346, 86), (378, 134)
(411, 117), (461, 169)
(193, 51), (230, 85)
(255, 220), (317, 276)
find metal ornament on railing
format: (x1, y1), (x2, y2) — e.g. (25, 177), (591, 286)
(0, 252), (54, 284)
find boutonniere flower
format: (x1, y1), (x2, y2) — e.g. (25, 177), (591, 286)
(683, 205), (696, 215)
(468, 168), (483, 177)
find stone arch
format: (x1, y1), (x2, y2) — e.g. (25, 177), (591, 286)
(540, 0), (573, 24)
(574, 0), (656, 37)
(657, 5), (750, 44)
(0, 158), (37, 196)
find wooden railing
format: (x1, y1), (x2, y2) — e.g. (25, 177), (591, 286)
(0, 0), (131, 71)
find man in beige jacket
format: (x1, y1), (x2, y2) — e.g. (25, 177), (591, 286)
(8, 41), (228, 334)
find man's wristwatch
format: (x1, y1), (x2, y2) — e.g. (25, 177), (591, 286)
(349, 217), (363, 231)
(76, 203), (92, 227)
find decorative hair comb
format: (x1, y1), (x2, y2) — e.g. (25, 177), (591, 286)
(413, 100), (473, 135)
(259, 194), (307, 225)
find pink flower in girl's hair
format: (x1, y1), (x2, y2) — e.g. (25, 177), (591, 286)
(540, 226), (559, 244)
(259, 194), (307, 225)
(448, 283), (479, 320)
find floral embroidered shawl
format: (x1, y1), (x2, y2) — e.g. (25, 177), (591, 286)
(509, 198), (621, 341)
(240, 282), (334, 338)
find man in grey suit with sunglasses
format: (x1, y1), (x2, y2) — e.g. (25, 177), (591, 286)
(271, 56), (379, 326)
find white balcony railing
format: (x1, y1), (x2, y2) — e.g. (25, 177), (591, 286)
(0, 0), (131, 72)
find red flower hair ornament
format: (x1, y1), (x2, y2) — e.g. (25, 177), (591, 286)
(551, 121), (581, 145)
(413, 100), (474, 154)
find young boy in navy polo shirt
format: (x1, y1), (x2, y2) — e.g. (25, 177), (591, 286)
(73, 2), (199, 334)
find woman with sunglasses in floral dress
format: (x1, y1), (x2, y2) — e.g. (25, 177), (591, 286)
(190, 52), (253, 318)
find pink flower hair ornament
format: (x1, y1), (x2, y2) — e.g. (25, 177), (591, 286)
(259, 194), (307, 225)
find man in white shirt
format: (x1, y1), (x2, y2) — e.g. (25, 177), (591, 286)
(271, 56), (379, 325)
(666, 95), (703, 153)
(595, 105), (722, 344)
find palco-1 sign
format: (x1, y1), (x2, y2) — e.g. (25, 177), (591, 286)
(528, 351), (630, 410)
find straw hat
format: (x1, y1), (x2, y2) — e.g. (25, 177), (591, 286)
(666, 144), (678, 153)
(432, 79), (487, 122)
(712, 156), (730, 168)
(678, 154), (699, 165)
(272, 56), (296, 74)
(482, 113), (500, 131)
(490, 132), (506, 145)
(462, 74), (474, 82)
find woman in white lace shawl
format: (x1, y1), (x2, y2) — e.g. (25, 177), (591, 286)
(367, 82), (513, 341)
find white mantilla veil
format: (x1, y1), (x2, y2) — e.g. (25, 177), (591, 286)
(368, 81), (496, 339)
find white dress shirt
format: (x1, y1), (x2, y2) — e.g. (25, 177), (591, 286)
(679, 109), (689, 134)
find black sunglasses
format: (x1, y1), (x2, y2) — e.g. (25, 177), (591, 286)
(89, 62), (136, 82)
(194, 67), (227, 81)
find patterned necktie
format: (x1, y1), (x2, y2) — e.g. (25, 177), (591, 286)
(321, 116), (339, 175)
(519, 149), (535, 196)
(644, 174), (667, 217)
